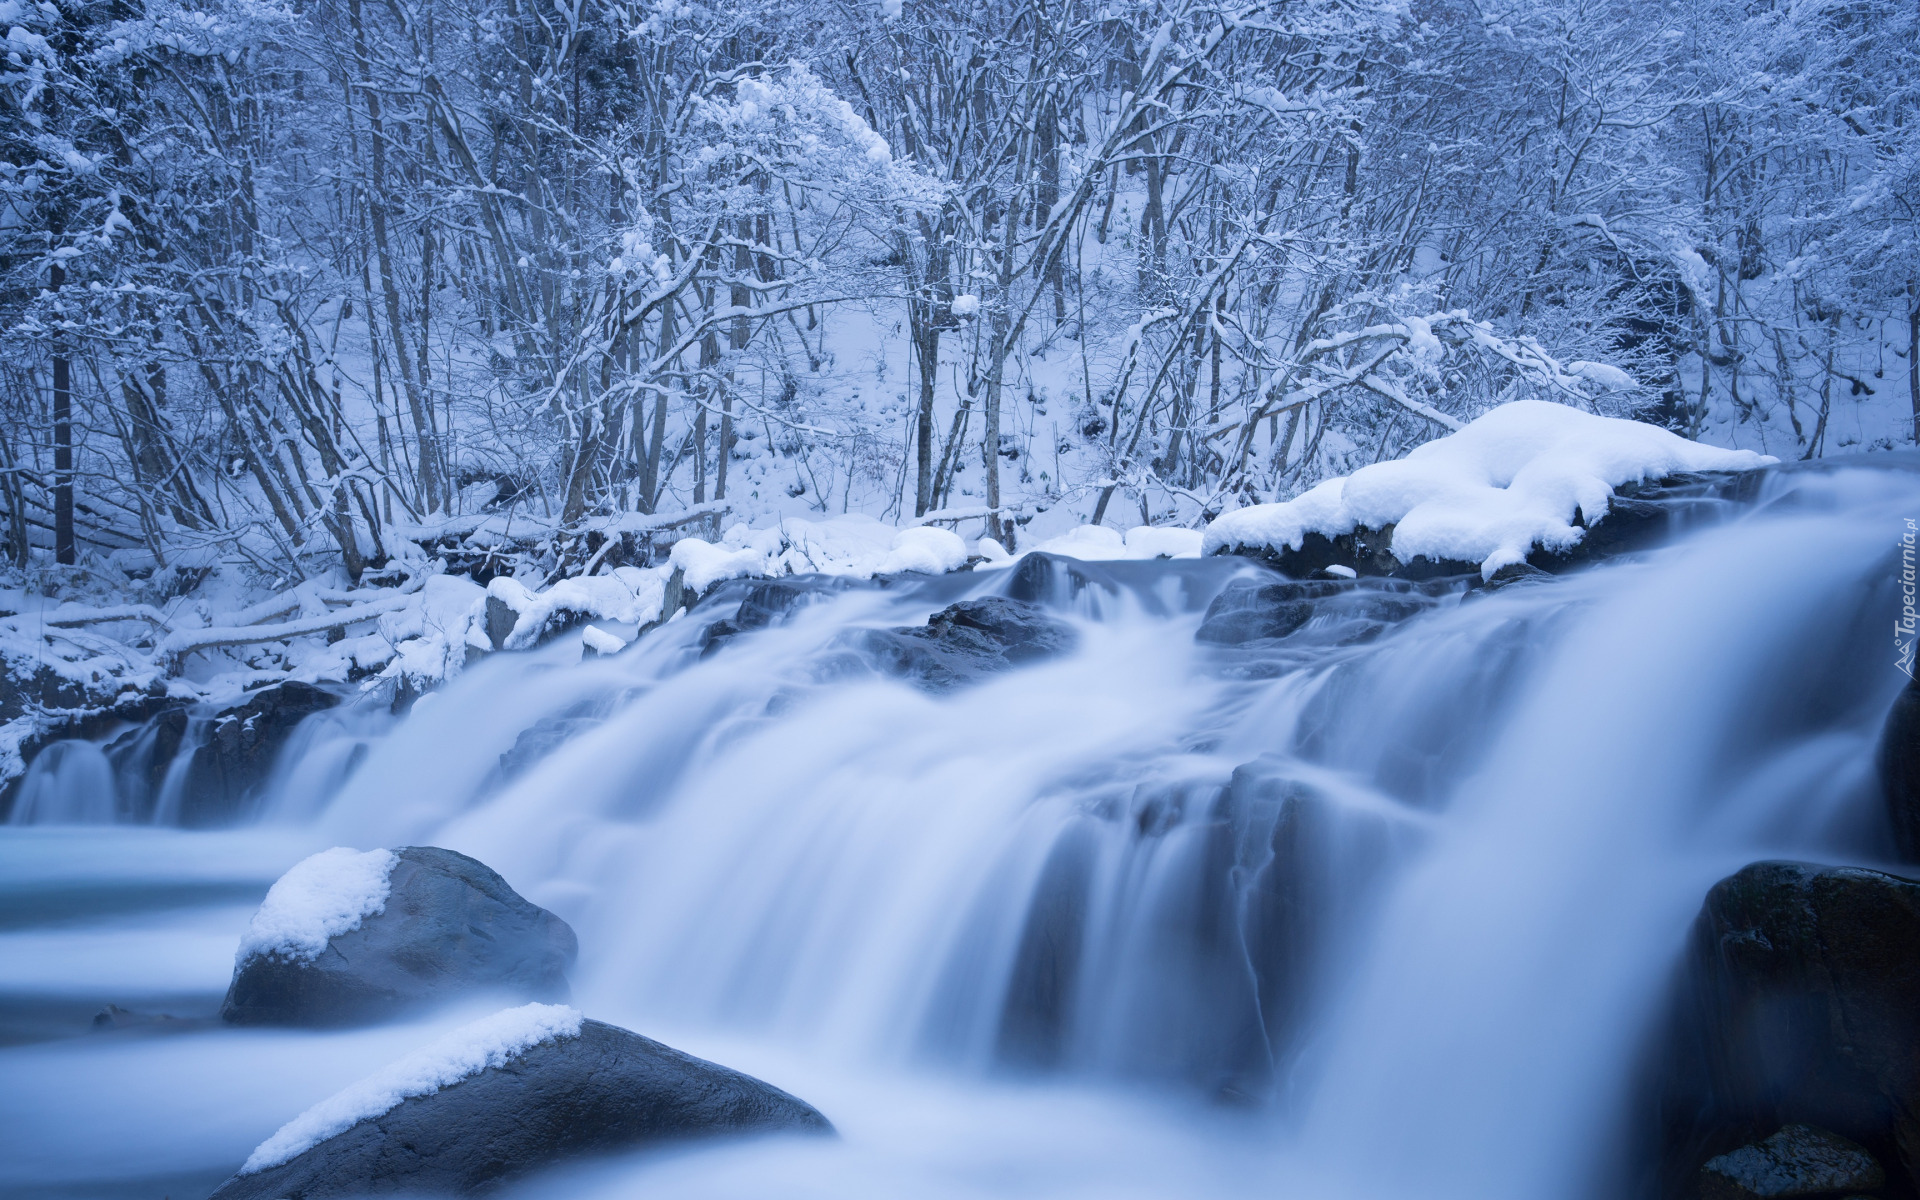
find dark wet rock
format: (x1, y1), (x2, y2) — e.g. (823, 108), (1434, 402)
(221, 846), (576, 1027)
(1004, 552), (1123, 607)
(1698, 1124), (1885, 1200)
(997, 551), (1256, 617)
(1221, 525), (1477, 582)
(483, 594), (519, 651)
(178, 682), (341, 824)
(1654, 860), (1920, 1197)
(1877, 679), (1920, 863)
(207, 1018), (832, 1200)
(1484, 561), (1556, 590)
(857, 597), (1077, 691)
(87, 1003), (215, 1037)
(494, 712), (603, 782)
(698, 575), (868, 657)
(1194, 577), (1458, 647)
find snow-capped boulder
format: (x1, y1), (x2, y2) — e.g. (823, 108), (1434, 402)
(1203, 400), (1775, 579)
(1658, 861), (1920, 1196)
(221, 846), (576, 1027)
(856, 596), (1078, 691)
(208, 1005), (832, 1200)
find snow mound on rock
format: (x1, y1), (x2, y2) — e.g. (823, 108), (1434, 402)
(1021, 524), (1203, 561)
(489, 567), (670, 652)
(241, 1002), (584, 1174)
(669, 514), (968, 592)
(879, 526), (969, 575)
(236, 847), (399, 965)
(1202, 400), (1776, 577)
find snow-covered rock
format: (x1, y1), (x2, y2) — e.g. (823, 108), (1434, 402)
(879, 526), (969, 575)
(242, 1003), (584, 1173)
(235, 847), (398, 965)
(222, 845), (576, 1027)
(487, 567), (670, 652)
(1203, 400), (1776, 578)
(210, 1013), (832, 1200)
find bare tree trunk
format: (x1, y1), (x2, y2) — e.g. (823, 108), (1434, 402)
(1909, 282), (1919, 445)
(50, 263), (74, 566)
(914, 316), (940, 515)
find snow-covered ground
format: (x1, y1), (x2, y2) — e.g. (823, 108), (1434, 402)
(0, 400), (1798, 803)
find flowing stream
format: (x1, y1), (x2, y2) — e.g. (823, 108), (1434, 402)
(1, 461), (1913, 1200)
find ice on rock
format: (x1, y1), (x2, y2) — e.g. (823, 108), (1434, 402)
(236, 847), (399, 965)
(240, 1003), (584, 1173)
(1202, 400), (1776, 577)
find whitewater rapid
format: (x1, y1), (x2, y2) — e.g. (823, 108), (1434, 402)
(0, 461), (1911, 1200)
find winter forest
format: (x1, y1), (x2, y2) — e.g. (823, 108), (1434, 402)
(9, 2), (1920, 1199)
(4, 0), (1915, 579)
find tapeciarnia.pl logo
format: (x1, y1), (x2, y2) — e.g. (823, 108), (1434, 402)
(1901, 518), (1917, 680)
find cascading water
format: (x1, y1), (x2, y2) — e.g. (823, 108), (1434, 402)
(0, 461), (1912, 1200)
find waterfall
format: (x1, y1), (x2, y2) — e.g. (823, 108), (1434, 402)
(0, 461), (1912, 1200)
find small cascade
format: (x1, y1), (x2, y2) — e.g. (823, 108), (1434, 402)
(1, 460), (1914, 1200)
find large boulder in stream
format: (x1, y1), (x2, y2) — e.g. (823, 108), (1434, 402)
(1655, 860), (1920, 1196)
(222, 846), (576, 1027)
(209, 1005), (832, 1200)
(856, 596), (1078, 691)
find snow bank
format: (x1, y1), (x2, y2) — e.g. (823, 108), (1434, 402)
(671, 537), (772, 594)
(880, 526), (969, 574)
(1124, 526), (1205, 559)
(489, 566), (670, 651)
(376, 575), (489, 684)
(1202, 400), (1775, 576)
(1019, 524), (1203, 562)
(668, 515), (966, 593)
(236, 847), (398, 965)
(241, 1003), (584, 1173)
